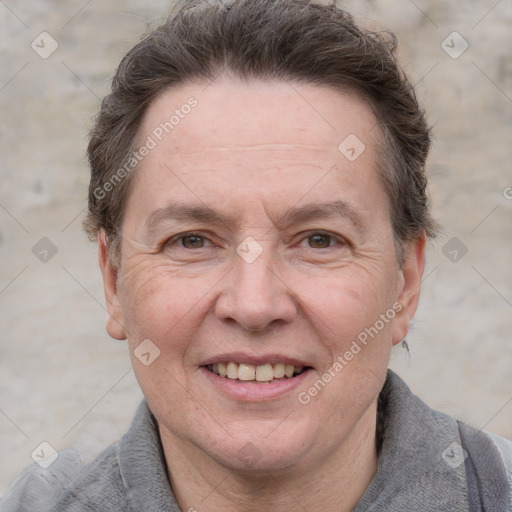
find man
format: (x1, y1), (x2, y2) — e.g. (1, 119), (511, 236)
(2, 0), (511, 510)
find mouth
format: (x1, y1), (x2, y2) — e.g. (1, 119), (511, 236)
(199, 354), (314, 400)
(206, 362), (310, 383)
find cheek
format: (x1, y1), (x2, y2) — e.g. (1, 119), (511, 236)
(293, 271), (396, 423)
(118, 262), (212, 406)
(118, 259), (213, 347)
(293, 265), (398, 348)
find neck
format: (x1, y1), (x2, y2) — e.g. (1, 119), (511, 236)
(159, 402), (379, 512)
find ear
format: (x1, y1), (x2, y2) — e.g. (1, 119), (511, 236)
(392, 233), (426, 346)
(98, 231), (127, 340)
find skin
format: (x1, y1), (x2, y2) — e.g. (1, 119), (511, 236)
(99, 79), (425, 511)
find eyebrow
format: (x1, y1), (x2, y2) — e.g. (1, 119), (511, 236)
(145, 199), (364, 233)
(146, 203), (238, 233)
(275, 200), (365, 231)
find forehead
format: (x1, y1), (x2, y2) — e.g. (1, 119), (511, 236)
(137, 78), (379, 154)
(126, 79), (387, 228)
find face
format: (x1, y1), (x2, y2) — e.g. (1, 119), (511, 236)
(100, 79), (424, 475)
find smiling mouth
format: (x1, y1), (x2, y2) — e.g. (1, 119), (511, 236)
(206, 362), (310, 382)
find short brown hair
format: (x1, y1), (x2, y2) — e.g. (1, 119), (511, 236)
(85, 0), (437, 266)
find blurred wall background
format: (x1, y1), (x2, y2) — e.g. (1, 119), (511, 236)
(1, 0), (511, 493)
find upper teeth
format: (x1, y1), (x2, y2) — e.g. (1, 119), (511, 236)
(208, 362), (305, 382)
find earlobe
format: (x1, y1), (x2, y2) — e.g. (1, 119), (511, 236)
(391, 233), (426, 346)
(98, 231), (127, 340)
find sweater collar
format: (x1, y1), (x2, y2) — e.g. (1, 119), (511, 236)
(353, 370), (469, 511)
(118, 400), (181, 511)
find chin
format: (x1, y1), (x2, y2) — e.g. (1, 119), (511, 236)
(192, 417), (320, 474)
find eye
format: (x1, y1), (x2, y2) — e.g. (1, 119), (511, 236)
(179, 234), (206, 249)
(305, 233), (336, 249)
(162, 231), (220, 262)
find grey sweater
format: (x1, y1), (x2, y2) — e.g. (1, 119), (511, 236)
(2, 371), (511, 511)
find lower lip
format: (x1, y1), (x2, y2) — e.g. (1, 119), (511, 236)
(200, 367), (313, 401)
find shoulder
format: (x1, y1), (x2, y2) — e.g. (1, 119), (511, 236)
(0, 442), (127, 512)
(373, 371), (512, 511)
(464, 428), (512, 510)
(0, 448), (83, 511)
(0, 400), (170, 512)
(486, 431), (512, 470)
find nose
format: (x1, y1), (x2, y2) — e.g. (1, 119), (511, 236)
(215, 249), (298, 332)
